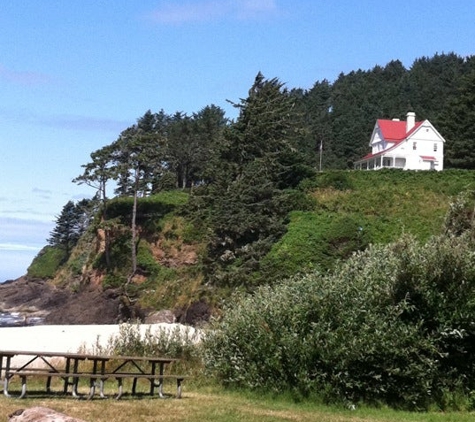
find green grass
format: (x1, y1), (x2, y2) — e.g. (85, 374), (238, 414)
(0, 383), (473, 422)
(27, 246), (67, 279)
(260, 169), (475, 280)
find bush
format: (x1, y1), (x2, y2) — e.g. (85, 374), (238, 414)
(259, 211), (370, 280)
(203, 230), (475, 409)
(86, 322), (202, 376)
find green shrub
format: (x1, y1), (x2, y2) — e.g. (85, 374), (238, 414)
(136, 241), (161, 275)
(27, 246), (67, 278)
(259, 211), (370, 280)
(316, 171), (355, 191)
(87, 322), (202, 375)
(203, 229), (475, 409)
(106, 191), (189, 224)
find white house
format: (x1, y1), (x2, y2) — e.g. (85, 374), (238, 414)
(354, 112), (445, 171)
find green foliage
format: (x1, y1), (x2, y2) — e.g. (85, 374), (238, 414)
(438, 69), (475, 169)
(443, 190), (475, 236)
(94, 225), (131, 274)
(260, 211), (370, 280)
(106, 191), (188, 224)
(193, 73), (313, 288)
(203, 218), (475, 409)
(48, 200), (91, 257)
(315, 171), (355, 191)
(102, 272), (127, 289)
(27, 246), (67, 279)
(90, 323), (202, 375)
(136, 241), (161, 275)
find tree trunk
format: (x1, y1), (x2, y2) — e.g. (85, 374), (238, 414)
(101, 180), (111, 268)
(128, 168), (139, 283)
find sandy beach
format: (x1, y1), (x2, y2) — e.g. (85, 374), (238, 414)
(0, 323), (197, 366)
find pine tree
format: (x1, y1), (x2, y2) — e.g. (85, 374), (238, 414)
(197, 73), (310, 287)
(438, 69), (475, 168)
(48, 200), (86, 257)
(73, 145), (115, 267)
(110, 124), (166, 281)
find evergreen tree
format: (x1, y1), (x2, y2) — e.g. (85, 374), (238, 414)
(438, 69), (475, 168)
(167, 111), (195, 189)
(110, 123), (166, 281)
(407, 53), (467, 120)
(197, 73), (310, 287)
(297, 80), (334, 170)
(48, 200), (87, 257)
(191, 104), (228, 184)
(73, 145), (115, 267)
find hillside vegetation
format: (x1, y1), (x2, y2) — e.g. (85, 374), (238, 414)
(29, 169), (475, 318)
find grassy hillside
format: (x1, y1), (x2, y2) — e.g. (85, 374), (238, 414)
(260, 169), (475, 280)
(28, 169), (475, 315)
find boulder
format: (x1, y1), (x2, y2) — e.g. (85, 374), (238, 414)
(8, 407), (87, 422)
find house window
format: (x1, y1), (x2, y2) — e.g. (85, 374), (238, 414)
(413, 142), (417, 150)
(434, 143), (438, 152)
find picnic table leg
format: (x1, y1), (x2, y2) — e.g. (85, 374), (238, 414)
(3, 376), (11, 398)
(116, 378), (124, 400)
(3, 375), (27, 399)
(99, 379), (106, 399)
(176, 378), (183, 399)
(46, 375), (52, 393)
(87, 379), (96, 400)
(63, 358), (71, 394)
(2, 357), (12, 397)
(158, 362), (164, 398)
(71, 377), (81, 398)
(73, 358), (82, 397)
(149, 362), (157, 395)
(19, 376), (27, 399)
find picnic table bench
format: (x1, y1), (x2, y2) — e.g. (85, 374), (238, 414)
(0, 350), (188, 399)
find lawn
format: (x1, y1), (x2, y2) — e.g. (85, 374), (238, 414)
(1, 384), (473, 422)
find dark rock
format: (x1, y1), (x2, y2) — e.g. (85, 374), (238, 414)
(175, 299), (211, 326)
(0, 277), (145, 325)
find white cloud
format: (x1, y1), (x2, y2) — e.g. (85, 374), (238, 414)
(32, 187), (53, 200)
(0, 243), (41, 252)
(0, 64), (52, 86)
(147, 0), (278, 24)
(0, 107), (128, 133)
(39, 115), (129, 133)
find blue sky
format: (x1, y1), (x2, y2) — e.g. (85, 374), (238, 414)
(1, 0), (474, 282)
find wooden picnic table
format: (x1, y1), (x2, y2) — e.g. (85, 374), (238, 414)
(0, 350), (186, 399)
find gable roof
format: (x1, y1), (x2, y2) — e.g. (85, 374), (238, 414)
(377, 119), (423, 142)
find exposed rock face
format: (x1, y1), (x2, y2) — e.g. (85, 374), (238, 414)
(0, 277), (143, 325)
(1, 276), (211, 326)
(8, 407), (87, 422)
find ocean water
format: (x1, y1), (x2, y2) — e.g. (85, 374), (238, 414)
(0, 312), (43, 327)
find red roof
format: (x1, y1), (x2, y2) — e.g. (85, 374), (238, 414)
(420, 156), (436, 161)
(359, 142), (399, 161)
(355, 117), (426, 164)
(377, 119), (422, 142)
